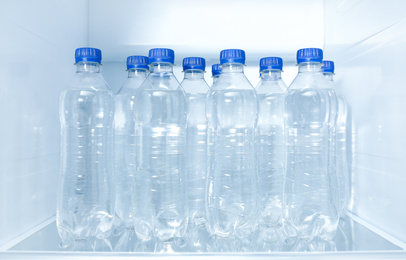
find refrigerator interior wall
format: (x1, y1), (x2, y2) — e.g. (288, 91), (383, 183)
(0, 0), (88, 247)
(95, 0), (324, 92)
(324, 0), (406, 246)
(89, 0), (324, 63)
(0, 0), (405, 257)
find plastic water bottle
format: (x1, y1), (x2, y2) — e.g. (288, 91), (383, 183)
(133, 48), (187, 244)
(181, 57), (210, 251)
(211, 64), (221, 85)
(182, 57), (209, 226)
(206, 49), (258, 242)
(254, 57), (287, 251)
(256, 57), (287, 228)
(57, 48), (114, 248)
(113, 56), (149, 251)
(114, 56), (149, 228)
(283, 48), (339, 241)
(322, 60), (350, 217)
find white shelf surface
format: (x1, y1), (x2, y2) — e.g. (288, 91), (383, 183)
(0, 214), (405, 259)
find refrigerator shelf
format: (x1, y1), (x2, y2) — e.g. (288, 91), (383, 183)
(1, 214), (404, 259)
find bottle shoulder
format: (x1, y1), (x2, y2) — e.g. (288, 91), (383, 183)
(255, 79), (287, 94)
(61, 87), (114, 103)
(181, 78), (210, 94)
(60, 87), (114, 124)
(211, 73), (254, 91)
(139, 72), (183, 92)
(333, 83), (346, 97)
(69, 73), (112, 93)
(287, 72), (330, 92)
(117, 77), (146, 95)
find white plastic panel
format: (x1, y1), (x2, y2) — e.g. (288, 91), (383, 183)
(88, 0), (324, 64)
(0, 0), (88, 247)
(324, 0), (406, 50)
(324, 0), (406, 245)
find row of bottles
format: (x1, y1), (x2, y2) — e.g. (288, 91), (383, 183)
(57, 47), (351, 252)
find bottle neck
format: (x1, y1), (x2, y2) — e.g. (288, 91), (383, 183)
(298, 62), (322, 73)
(221, 63), (244, 73)
(76, 62), (101, 73)
(260, 69), (282, 80)
(212, 75), (219, 84)
(149, 63), (174, 73)
(128, 68), (149, 78)
(183, 69), (205, 79)
(323, 72), (334, 82)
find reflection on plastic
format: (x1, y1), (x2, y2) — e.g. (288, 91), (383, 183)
(36, 217), (361, 252)
(113, 228), (138, 252)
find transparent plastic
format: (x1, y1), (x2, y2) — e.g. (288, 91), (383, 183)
(255, 69), (287, 251)
(284, 62), (339, 241)
(181, 69), (210, 251)
(324, 72), (351, 217)
(132, 62), (187, 245)
(212, 74), (220, 86)
(113, 68), (149, 251)
(206, 63), (258, 247)
(57, 62), (115, 248)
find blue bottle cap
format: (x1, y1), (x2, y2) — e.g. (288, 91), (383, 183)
(220, 49), (245, 65)
(148, 48), (175, 64)
(322, 60), (335, 73)
(212, 64), (221, 76)
(127, 55), (149, 70)
(75, 47), (102, 63)
(259, 57), (283, 71)
(297, 48), (323, 64)
(183, 57), (205, 71)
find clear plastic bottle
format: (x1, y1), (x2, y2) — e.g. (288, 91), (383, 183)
(181, 57), (210, 252)
(113, 56), (149, 251)
(256, 57), (287, 228)
(114, 56), (149, 228)
(211, 64), (221, 86)
(322, 60), (350, 217)
(181, 57), (210, 226)
(57, 48), (114, 248)
(133, 48), (187, 243)
(283, 48), (339, 241)
(206, 49), (258, 240)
